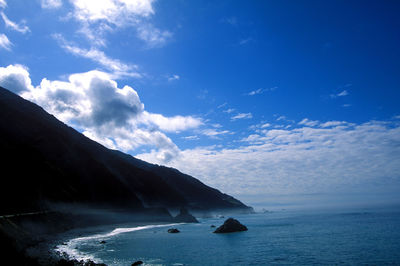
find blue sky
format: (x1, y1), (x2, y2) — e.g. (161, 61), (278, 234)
(1, 0), (400, 208)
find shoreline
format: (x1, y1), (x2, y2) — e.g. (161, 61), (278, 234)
(26, 221), (183, 265)
(1, 208), (246, 265)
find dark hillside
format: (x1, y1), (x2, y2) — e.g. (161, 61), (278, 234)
(0, 86), (252, 215)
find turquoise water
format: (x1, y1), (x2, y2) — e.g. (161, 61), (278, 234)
(58, 207), (400, 265)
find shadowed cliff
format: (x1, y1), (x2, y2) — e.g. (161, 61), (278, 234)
(0, 86), (252, 216)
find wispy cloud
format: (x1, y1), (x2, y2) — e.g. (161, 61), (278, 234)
(70, 0), (154, 23)
(183, 135), (199, 141)
(201, 128), (230, 138)
(330, 89), (349, 98)
(141, 119), (400, 198)
(221, 16), (237, 26)
(249, 122), (271, 132)
(0, 12), (30, 34)
(260, 122), (271, 128)
(238, 37), (253, 46)
(137, 23), (172, 48)
(231, 112), (253, 121)
(53, 34), (141, 78)
(246, 86), (277, 96)
(330, 84), (351, 98)
(319, 121), (349, 128)
(223, 108), (235, 114)
(41, 0), (62, 9)
(167, 74), (180, 81)
(0, 33), (12, 50)
(0, 0), (6, 9)
(65, 0), (171, 48)
(140, 111), (203, 133)
(298, 118), (319, 127)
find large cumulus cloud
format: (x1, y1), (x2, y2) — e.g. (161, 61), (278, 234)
(0, 65), (33, 93)
(0, 64), (201, 163)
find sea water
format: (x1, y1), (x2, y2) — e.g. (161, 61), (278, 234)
(57, 206), (400, 265)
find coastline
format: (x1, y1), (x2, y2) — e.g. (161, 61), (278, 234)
(0, 207), (248, 265)
(26, 221), (182, 266)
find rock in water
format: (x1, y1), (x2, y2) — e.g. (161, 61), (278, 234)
(213, 218), (248, 233)
(174, 207), (199, 223)
(132, 261), (143, 265)
(167, 228), (180, 233)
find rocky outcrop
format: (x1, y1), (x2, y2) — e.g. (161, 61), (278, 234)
(173, 207), (199, 223)
(213, 218), (248, 233)
(131, 261), (143, 265)
(56, 259), (106, 266)
(167, 228), (180, 233)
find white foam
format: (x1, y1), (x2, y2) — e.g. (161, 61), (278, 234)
(55, 223), (181, 263)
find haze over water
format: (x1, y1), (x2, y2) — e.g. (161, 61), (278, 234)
(59, 205), (400, 265)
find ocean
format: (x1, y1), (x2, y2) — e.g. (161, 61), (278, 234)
(56, 206), (400, 265)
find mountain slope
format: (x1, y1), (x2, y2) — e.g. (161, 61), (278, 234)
(0, 86), (252, 215)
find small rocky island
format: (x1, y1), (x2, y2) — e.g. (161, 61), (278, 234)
(213, 218), (248, 233)
(174, 207), (199, 223)
(167, 228), (180, 233)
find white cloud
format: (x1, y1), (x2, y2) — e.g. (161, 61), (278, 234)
(137, 120), (400, 198)
(330, 89), (349, 98)
(67, 0), (171, 48)
(223, 108), (235, 114)
(41, 0), (62, 9)
(261, 123), (271, 128)
(231, 112), (252, 121)
(22, 70), (145, 127)
(0, 12), (30, 34)
(0, 64), (202, 163)
(298, 118), (319, 127)
(167, 74), (180, 81)
(217, 102), (227, 109)
(247, 87), (277, 96)
(0, 0), (6, 9)
(70, 0), (154, 23)
(0, 64), (33, 92)
(140, 111), (203, 132)
(137, 23), (172, 48)
(53, 34), (141, 78)
(0, 33), (12, 50)
(319, 121), (348, 128)
(247, 88), (263, 96)
(183, 135), (199, 141)
(201, 129), (230, 138)
(249, 122), (271, 132)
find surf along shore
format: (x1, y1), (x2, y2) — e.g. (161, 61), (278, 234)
(0, 208), (185, 265)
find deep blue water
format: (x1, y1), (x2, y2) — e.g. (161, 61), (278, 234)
(57, 207), (400, 265)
